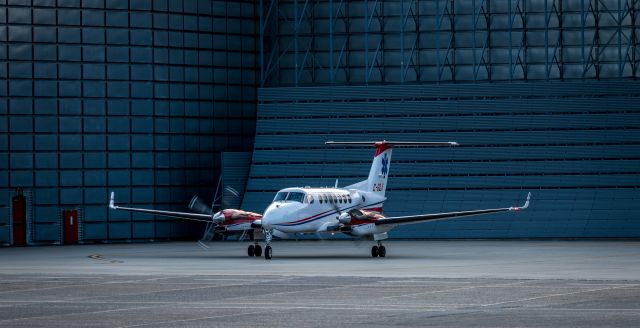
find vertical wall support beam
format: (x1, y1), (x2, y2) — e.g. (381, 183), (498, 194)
(260, 0), (265, 86)
(559, 0), (564, 80)
(329, 0), (334, 83)
(472, 0), (491, 81)
(401, 0), (405, 84)
(294, 0), (299, 86)
(545, 0), (549, 81)
(632, 0), (639, 78)
(436, 0), (455, 82)
(451, 0), (456, 82)
(400, 0), (419, 83)
(473, 0), (478, 81)
(259, 0), (278, 87)
(523, 0), (528, 81)
(329, 0), (349, 83)
(436, 0), (441, 81)
(509, 0), (514, 80)
(364, 0), (369, 84)
(487, 0), (492, 81)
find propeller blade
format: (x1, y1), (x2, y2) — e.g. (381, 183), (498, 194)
(189, 196), (213, 215)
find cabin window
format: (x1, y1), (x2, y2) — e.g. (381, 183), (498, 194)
(318, 195), (323, 204)
(287, 192), (305, 203)
(362, 195), (366, 202)
(273, 192), (288, 202)
(332, 194), (337, 203)
(347, 195), (352, 203)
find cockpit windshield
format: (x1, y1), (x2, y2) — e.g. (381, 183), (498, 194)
(273, 192), (288, 202)
(287, 192), (305, 203)
(272, 191), (306, 203)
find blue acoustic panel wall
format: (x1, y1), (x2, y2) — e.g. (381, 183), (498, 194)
(243, 81), (640, 238)
(1, 0), (258, 244)
(259, 0), (639, 87)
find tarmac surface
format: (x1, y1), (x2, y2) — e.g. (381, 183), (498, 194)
(0, 240), (639, 327)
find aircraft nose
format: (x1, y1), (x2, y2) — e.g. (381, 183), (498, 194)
(261, 204), (281, 229)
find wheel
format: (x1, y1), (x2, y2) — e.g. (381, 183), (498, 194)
(371, 245), (379, 258)
(254, 245), (262, 257)
(264, 245), (272, 260)
(247, 245), (255, 257)
(378, 245), (386, 257)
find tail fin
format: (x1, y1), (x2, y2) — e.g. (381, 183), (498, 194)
(326, 141), (458, 197)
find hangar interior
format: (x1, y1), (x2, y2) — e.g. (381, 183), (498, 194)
(1, 0), (639, 245)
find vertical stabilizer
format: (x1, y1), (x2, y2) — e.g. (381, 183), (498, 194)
(326, 141), (457, 196)
(367, 142), (393, 196)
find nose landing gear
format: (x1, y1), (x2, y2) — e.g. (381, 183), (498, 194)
(264, 229), (273, 260)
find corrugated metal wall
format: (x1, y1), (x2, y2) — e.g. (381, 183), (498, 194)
(0, 0), (257, 244)
(221, 152), (252, 209)
(260, 0), (639, 86)
(243, 81), (640, 238)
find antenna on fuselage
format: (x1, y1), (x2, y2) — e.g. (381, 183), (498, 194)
(334, 179), (339, 188)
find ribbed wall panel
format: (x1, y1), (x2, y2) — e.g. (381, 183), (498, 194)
(243, 81), (640, 238)
(258, 97), (640, 118)
(1, 1), (258, 244)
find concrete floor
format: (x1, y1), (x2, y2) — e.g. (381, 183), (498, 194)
(0, 240), (639, 327)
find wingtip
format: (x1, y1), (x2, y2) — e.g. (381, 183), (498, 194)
(509, 192), (531, 212)
(521, 192), (531, 210)
(109, 191), (116, 209)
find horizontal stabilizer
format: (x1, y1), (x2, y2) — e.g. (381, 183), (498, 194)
(326, 141), (458, 147)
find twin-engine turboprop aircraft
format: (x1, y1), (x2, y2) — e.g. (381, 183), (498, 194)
(109, 141), (531, 260)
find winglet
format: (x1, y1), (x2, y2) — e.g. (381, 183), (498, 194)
(523, 192), (531, 209)
(109, 192), (116, 209)
(509, 192), (531, 212)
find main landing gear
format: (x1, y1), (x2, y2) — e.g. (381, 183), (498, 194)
(371, 241), (386, 258)
(247, 243), (262, 257)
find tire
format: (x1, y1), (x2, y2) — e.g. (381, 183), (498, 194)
(371, 245), (379, 258)
(265, 245), (272, 260)
(254, 245), (262, 257)
(378, 245), (386, 258)
(247, 245), (255, 257)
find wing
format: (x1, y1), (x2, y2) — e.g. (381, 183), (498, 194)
(109, 192), (212, 222)
(376, 193), (531, 226)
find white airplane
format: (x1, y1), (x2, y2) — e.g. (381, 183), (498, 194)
(109, 141), (531, 260)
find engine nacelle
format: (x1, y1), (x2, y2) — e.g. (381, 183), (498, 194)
(338, 212), (351, 224)
(215, 209), (263, 225)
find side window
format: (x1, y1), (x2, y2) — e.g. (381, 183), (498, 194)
(347, 195), (352, 203)
(306, 194), (314, 204)
(318, 194), (323, 204)
(362, 195), (366, 202)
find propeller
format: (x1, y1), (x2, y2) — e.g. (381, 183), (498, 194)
(188, 195), (224, 248)
(189, 195), (214, 216)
